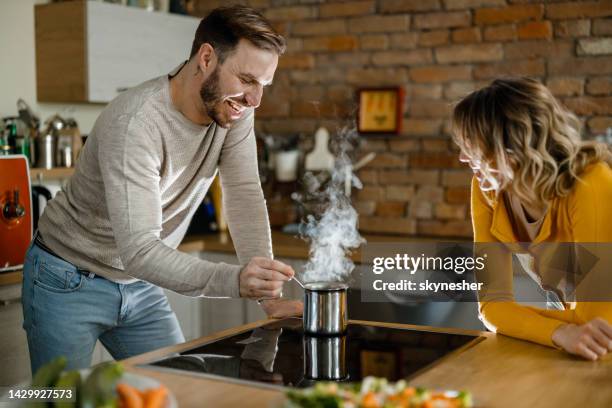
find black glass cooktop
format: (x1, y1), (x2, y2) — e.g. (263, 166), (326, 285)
(144, 318), (480, 389)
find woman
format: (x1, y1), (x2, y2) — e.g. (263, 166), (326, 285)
(452, 77), (612, 360)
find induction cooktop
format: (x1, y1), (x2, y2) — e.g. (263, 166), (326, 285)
(143, 318), (481, 389)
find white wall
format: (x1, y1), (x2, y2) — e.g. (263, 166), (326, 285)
(0, 0), (105, 134)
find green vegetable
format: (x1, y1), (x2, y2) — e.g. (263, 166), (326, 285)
(458, 391), (473, 408)
(286, 390), (342, 408)
(80, 362), (123, 408)
(29, 356), (67, 408)
(54, 370), (81, 408)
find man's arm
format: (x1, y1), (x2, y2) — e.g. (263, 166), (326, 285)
(218, 109), (273, 264)
(98, 115), (242, 297)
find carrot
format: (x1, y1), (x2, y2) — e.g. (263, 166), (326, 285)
(362, 391), (380, 408)
(143, 385), (169, 408)
(117, 383), (144, 408)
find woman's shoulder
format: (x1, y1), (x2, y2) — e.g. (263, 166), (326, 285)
(569, 161), (612, 201)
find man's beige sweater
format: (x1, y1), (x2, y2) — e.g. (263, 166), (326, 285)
(38, 68), (272, 297)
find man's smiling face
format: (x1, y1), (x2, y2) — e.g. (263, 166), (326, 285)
(199, 39), (278, 128)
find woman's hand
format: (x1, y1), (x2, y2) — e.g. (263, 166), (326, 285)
(552, 318), (612, 360)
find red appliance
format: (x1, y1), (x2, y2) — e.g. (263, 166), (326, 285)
(0, 155), (32, 271)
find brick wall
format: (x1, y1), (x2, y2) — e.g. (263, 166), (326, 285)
(192, 0), (612, 238)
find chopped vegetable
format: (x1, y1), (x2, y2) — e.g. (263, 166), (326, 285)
(284, 377), (472, 408)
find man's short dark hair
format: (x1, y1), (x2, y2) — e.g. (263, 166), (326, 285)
(190, 5), (286, 63)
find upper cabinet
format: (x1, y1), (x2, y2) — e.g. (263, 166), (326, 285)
(35, 1), (199, 103)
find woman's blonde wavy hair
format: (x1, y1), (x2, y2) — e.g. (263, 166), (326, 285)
(451, 77), (612, 209)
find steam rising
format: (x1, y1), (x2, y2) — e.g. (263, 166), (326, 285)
(301, 127), (365, 283)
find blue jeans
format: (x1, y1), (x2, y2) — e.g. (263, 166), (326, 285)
(21, 240), (185, 375)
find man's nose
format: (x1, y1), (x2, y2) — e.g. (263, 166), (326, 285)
(245, 84), (263, 108)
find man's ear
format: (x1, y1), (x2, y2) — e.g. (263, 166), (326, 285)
(197, 43), (215, 71)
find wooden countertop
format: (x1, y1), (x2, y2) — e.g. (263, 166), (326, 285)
(179, 230), (466, 262)
(121, 319), (612, 408)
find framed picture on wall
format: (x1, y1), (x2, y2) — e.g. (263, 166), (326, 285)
(357, 87), (403, 135)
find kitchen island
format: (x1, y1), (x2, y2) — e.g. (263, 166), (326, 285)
(121, 319), (612, 408)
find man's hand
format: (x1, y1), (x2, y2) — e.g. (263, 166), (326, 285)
(552, 318), (612, 360)
(259, 298), (303, 319)
(239, 257), (294, 299)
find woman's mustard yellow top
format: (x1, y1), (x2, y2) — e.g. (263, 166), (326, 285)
(471, 162), (612, 347)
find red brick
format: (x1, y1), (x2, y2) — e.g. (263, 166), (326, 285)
(475, 4), (544, 25)
(317, 52), (370, 67)
(303, 35), (359, 52)
(587, 116), (612, 134)
(389, 139), (420, 152)
(360, 139), (388, 152)
(435, 203), (467, 220)
(586, 77), (612, 95)
(357, 169), (378, 184)
(409, 201), (433, 219)
(445, 186), (471, 204)
(417, 220), (473, 238)
(546, 77), (584, 97)
(409, 84), (443, 99)
(379, 169), (440, 185)
(320, 1), (374, 18)
(327, 85), (354, 102)
(562, 96), (612, 115)
(357, 186), (385, 200)
(442, 170), (473, 186)
(593, 18), (612, 35)
(381, 0), (441, 13)
(359, 216), (416, 235)
(354, 200), (377, 216)
(517, 21), (553, 40)
(577, 38), (612, 56)
(504, 40), (573, 59)
(410, 152), (463, 168)
(260, 119), (317, 134)
(279, 53), (315, 69)
(452, 27), (482, 43)
(360, 34), (389, 50)
(415, 185), (445, 202)
(546, 2), (612, 20)
(390, 33), (419, 49)
(414, 11), (472, 29)
(409, 100), (453, 118)
(347, 67), (409, 85)
(421, 139), (449, 152)
(418, 30), (451, 47)
(444, 81), (478, 99)
(292, 101), (350, 118)
(555, 19), (591, 38)
(373, 49), (433, 66)
(474, 59), (545, 79)
(349, 15), (410, 33)
(483, 24), (517, 42)
(257, 96), (290, 118)
(436, 44), (503, 63)
(386, 185), (416, 201)
(290, 68), (345, 84)
(409, 65), (473, 83)
(445, 0), (505, 10)
(376, 201), (407, 217)
(548, 56), (612, 76)
(369, 153), (409, 168)
(296, 85), (325, 101)
(401, 118), (443, 136)
(293, 19), (346, 37)
(264, 6), (314, 21)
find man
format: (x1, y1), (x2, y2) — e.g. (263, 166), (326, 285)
(22, 6), (302, 373)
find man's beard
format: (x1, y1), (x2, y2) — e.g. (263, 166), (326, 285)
(199, 66), (229, 128)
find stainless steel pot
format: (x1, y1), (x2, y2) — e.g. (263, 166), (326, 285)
(303, 335), (347, 380)
(303, 282), (348, 336)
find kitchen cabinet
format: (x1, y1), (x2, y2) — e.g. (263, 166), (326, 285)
(35, 1), (199, 103)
